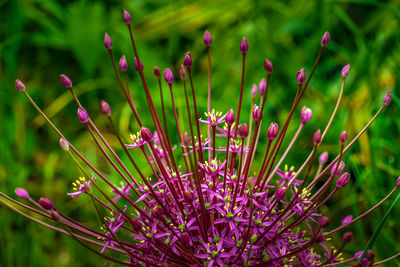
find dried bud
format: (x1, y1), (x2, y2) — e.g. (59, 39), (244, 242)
(238, 123), (248, 138)
(225, 109), (235, 125)
(259, 78), (266, 95)
(252, 105), (261, 121)
(336, 172), (350, 188)
(59, 137), (69, 151)
(164, 68), (174, 84)
(339, 130), (348, 144)
(183, 132), (191, 146)
(341, 64), (350, 78)
(203, 30), (212, 47)
(141, 127), (152, 142)
(330, 161), (345, 176)
(154, 66), (161, 78)
(77, 108), (89, 123)
(123, 10), (132, 24)
(119, 55), (128, 72)
(134, 57), (143, 72)
(300, 106), (312, 124)
(275, 186), (286, 201)
(15, 79), (26, 91)
(101, 100), (111, 116)
(15, 188), (29, 199)
(342, 232), (353, 244)
(184, 52), (192, 68)
(318, 216), (330, 228)
(179, 64), (186, 79)
(39, 197), (54, 210)
(251, 84), (257, 97)
(104, 32), (112, 50)
(240, 37), (248, 54)
(60, 74), (72, 88)
(296, 68), (306, 84)
(321, 32), (330, 46)
(267, 122), (279, 140)
(319, 151), (328, 164)
(383, 91), (391, 106)
(313, 129), (321, 145)
(264, 58), (273, 73)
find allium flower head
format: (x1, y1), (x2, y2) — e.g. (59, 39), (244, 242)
(6, 10), (398, 267)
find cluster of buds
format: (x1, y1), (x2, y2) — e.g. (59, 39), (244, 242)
(4, 8), (398, 267)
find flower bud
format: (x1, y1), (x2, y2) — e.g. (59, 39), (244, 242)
(60, 74), (72, 88)
(383, 91), (391, 106)
(154, 66), (161, 78)
(164, 68), (174, 84)
(330, 161), (345, 176)
(342, 232), (353, 244)
(396, 176), (400, 187)
(341, 215), (353, 225)
(275, 186), (286, 201)
(39, 197), (54, 210)
(319, 151), (328, 164)
(321, 32), (330, 46)
(339, 130), (348, 144)
(267, 122), (279, 140)
(123, 10), (132, 24)
(300, 106), (312, 124)
(141, 127), (152, 142)
(50, 210), (61, 220)
(225, 109), (235, 126)
(264, 58), (273, 73)
(341, 64), (350, 78)
(15, 188), (29, 199)
(296, 68), (306, 84)
(15, 79), (26, 91)
(360, 258), (370, 267)
(184, 52), (192, 68)
(252, 105), (261, 121)
(179, 64), (186, 79)
(336, 172), (350, 188)
(104, 32), (112, 50)
(240, 37), (248, 54)
(203, 30), (212, 47)
(119, 55), (128, 72)
(313, 129), (321, 145)
(101, 100), (111, 116)
(59, 137), (69, 151)
(183, 131), (191, 146)
(318, 216), (330, 228)
(366, 250), (375, 261)
(251, 84), (257, 97)
(259, 78), (266, 95)
(77, 108), (89, 123)
(134, 57), (143, 72)
(238, 123), (248, 138)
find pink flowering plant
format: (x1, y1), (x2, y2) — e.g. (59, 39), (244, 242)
(4, 9), (399, 267)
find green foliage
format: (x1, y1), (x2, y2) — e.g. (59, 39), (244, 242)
(0, 0), (399, 266)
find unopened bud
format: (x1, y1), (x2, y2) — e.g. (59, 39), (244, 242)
(313, 129), (321, 145)
(164, 68), (174, 84)
(15, 79), (26, 91)
(184, 52), (192, 68)
(342, 232), (353, 244)
(318, 216), (330, 228)
(275, 186), (286, 201)
(238, 123), (248, 138)
(336, 172), (350, 188)
(300, 106), (312, 124)
(183, 132), (191, 146)
(240, 37), (248, 54)
(259, 78), (266, 95)
(140, 128), (152, 142)
(341, 64), (350, 78)
(296, 68), (306, 84)
(154, 66), (161, 78)
(251, 84), (257, 97)
(119, 55), (128, 72)
(383, 91), (391, 106)
(319, 152), (328, 164)
(321, 32), (330, 46)
(264, 59), (273, 73)
(60, 74), (72, 88)
(225, 109), (235, 126)
(15, 188), (29, 199)
(77, 108), (89, 123)
(203, 30), (212, 47)
(267, 122), (279, 140)
(104, 33), (112, 50)
(179, 64), (186, 79)
(339, 130), (348, 144)
(59, 137), (70, 151)
(252, 105), (261, 121)
(123, 10), (132, 24)
(39, 197), (54, 210)
(330, 161), (345, 176)
(134, 57), (143, 72)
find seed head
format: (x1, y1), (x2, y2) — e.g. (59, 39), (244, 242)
(164, 68), (174, 84)
(77, 107), (89, 123)
(15, 188), (29, 199)
(240, 37), (248, 54)
(321, 32), (330, 46)
(15, 79), (25, 91)
(101, 100), (111, 116)
(104, 32), (112, 50)
(119, 55), (128, 72)
(60, 74), (72, 88)
(203, 30), (212, 47)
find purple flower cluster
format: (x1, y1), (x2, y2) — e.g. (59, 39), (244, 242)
(3, 9), (399, 267)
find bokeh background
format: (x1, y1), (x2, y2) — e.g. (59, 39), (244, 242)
(1, 0), (400, 266)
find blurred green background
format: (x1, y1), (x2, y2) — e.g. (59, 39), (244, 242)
(1, 0), (400, 266)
